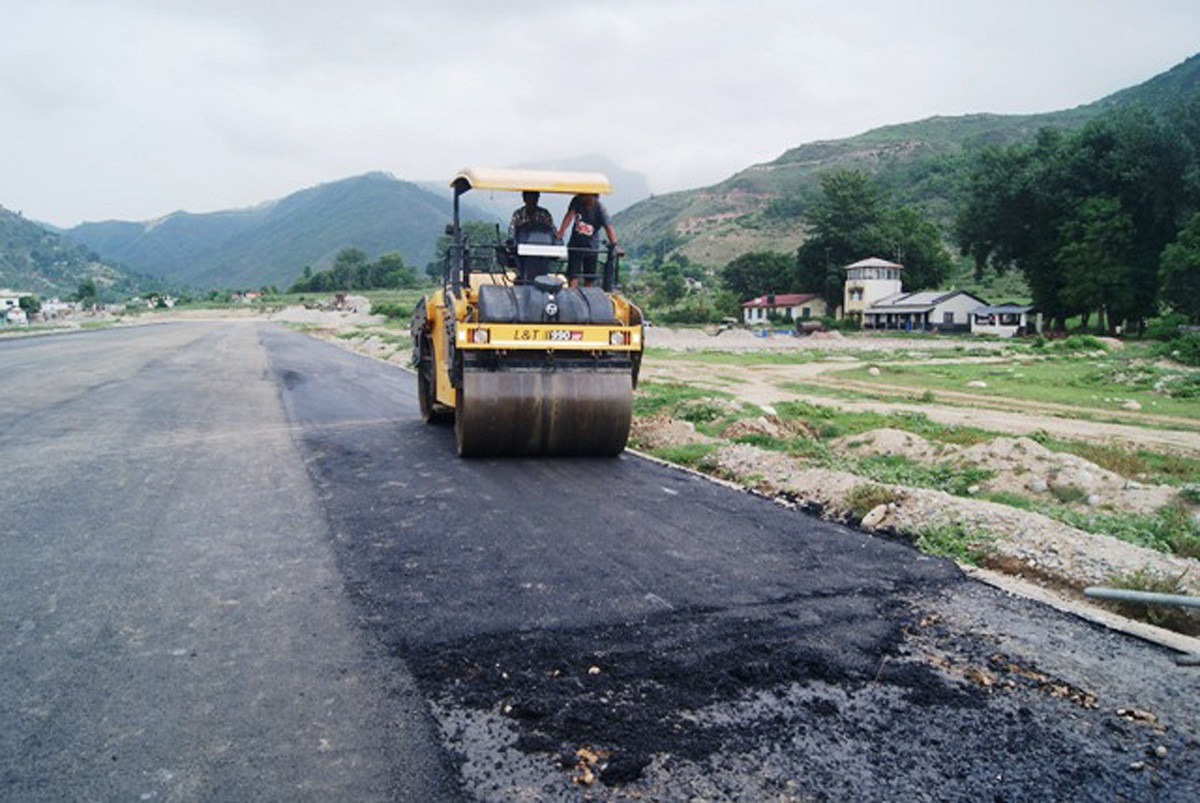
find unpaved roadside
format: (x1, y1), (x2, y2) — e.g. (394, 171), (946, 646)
(642, 358), (1200, 455)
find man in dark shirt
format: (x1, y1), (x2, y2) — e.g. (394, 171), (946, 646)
(556, 194), (618, 286)
(508, 191), (555, 240)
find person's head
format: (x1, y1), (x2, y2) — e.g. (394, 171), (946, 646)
(522, 191), (540, 207)
(580, 193), (598, 208)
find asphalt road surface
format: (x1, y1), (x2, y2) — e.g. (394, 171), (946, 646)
(2, 321), (1197, 801)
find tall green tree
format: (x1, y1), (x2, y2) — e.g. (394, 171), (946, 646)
(797, 169), (952, 310)
(330, 247), (369, 290)
(720, 251), (793, 300)
(1160, 212), (1200, 323)
(1056, 196), (1133, 332)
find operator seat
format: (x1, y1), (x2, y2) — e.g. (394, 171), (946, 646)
(512, 224), (558, 283)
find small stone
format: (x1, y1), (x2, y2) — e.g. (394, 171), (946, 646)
(1129, 761), (1146, 772)
(588, 666), (601, 675)
(1086, 494), (1102, 507)
(1028, 478), (1048, 494)
(868, 366), (881, 376)
(967, 380), (988, 389)
(1122, 400), (1142, 411)
(1155, 745), (1168, 758)
(966, 484), (980, 495)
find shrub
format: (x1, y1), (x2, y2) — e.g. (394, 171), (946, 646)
(908, 520), (993, 565)
(1143, 312), (1190, 342)
(846, 483), (899, 520)
(371, 301), (410, 320)
(1158, 331), (1200, 367)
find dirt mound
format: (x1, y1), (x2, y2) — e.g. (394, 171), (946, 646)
(832, 428), (950, 462)
(629, 415), (715, 450)
(954, 437), (1177, 514)
(722, 415), (815, 441)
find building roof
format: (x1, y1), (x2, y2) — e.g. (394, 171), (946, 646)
(843, 256), (904, 271)
(973, 304), (1034, 315)
(863, 289), (988, 314)
(741, 293), (819, 309)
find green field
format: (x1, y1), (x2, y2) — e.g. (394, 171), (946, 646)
(838, 355), (1200, 420)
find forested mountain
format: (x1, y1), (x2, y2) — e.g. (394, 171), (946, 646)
(0, 206), (153, 300)
(65, 172), (500, 290)
(615, 53), (1200, 268)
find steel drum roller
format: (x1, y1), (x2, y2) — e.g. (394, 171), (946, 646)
(455, 369), (632, 457)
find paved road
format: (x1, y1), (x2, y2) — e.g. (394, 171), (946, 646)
(2, 322), (1196, 800)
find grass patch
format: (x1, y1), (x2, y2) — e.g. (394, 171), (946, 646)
(774, 400), (992, 447)
(647, 442), (720, 470)
(839, 352), (1200, 419)
(846, 483), (900, 519)
(633, 381), (733, 416)
(980, 490), (1200, 559)
(845, 455), (994, 497)
(908, 520), (994, 565)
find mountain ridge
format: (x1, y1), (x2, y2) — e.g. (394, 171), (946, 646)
(614, 52), (1200, 267)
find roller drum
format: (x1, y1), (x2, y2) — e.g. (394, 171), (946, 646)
(455, 369), (632, 457)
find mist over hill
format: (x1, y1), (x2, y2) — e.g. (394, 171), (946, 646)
(64, 173), (501, 291)
(614, 52), (1200, 268)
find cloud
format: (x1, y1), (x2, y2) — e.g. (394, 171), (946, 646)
(1, 0), (1197, 225)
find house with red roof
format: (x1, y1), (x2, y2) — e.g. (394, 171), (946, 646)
(740, 293), (828, 326)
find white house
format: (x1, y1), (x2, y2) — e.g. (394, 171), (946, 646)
(862, 289), (987, 333)
(842, 257), (903, 325)
(740, 293), (827, 325)
(971, 304), (1037, 338)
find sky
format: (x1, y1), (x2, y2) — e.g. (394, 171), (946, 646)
(2, 0), (1197, 227)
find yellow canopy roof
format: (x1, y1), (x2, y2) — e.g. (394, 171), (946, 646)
(451, 167), (612, 195)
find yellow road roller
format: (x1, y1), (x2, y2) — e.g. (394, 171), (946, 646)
(410, 167), (644, 456)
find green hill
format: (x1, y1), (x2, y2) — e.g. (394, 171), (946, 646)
(0, 206), (154, 300)
(616, 53), (1200, 268)
(66, 172), (500, 290)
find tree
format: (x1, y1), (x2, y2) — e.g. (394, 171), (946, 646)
(797, 169), (952, 310)
(870, 206), (954, 291)
(373, 252), (418, 288)
(1056, 196), (1133, 332)
(720, 251), (792, 300)
(1160, 212), (1200, 323)
(795, 170), (886, 309)
(74, 278), (98, 305)
(330, 247), (369, 290)
(18, 294), (41, 315)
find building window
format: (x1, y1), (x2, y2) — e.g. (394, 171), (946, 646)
(943, 311), (954, 324)
(802, 307), (811, 318)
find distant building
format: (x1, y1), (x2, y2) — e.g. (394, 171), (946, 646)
(740, 293), (827, 325)
(842, 257), (903, 325)
(971, 304), (1037, 338)
(862, 289), (988, 333)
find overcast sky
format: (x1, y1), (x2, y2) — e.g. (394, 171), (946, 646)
(2, 0), (1197, 226)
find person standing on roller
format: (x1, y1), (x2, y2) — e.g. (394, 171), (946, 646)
(557, 193), (617, 287)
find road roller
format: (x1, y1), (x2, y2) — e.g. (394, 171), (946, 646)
(410, 167), (644, 456)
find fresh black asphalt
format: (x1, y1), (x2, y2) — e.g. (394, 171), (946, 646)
(2, 321), (1196, 800)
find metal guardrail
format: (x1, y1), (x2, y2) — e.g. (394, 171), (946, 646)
(1084, 586), (1200, 666)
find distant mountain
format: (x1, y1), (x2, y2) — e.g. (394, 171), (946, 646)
(615, 52), (1200, 268)
(65, 172), (501, 290)
(0, 206), (154, 299)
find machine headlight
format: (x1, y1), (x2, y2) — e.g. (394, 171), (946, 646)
(609, 331), (628, 346)
(545, 301), (559, 317)
(471, 328), (490, 344)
